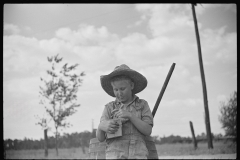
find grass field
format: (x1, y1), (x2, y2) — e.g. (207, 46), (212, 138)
(156, 141), (236, 156)
(5, 141), (236, 159)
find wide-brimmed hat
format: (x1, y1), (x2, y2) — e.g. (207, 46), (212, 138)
(100, 64), (147, 97)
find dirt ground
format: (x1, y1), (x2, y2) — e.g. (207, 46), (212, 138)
(158, 153), (236, 159)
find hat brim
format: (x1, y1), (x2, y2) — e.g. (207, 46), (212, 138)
(100, 69), (147, 97)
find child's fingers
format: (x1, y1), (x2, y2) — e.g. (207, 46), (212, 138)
(111, 109), (120, 118)
(111, 122), (119, 127)
(109, 120), (119, 127)
(110, 122), (119, 126)
(113, 112), (119, 118)
(110, 125), (119, 130)
(115, 110), (123, 117)
(111, 109), (119, 116)
(111, 109), (119, 113)
(113, 118), (120, 123)
(108, 126), (119, 133)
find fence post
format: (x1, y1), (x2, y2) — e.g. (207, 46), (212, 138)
(92, 129), (97, 138)
(189, 121), (198, 149)
(44, 129), (48, 157)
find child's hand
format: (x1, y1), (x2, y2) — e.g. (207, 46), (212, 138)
(115, 109), (132, 119)
(99, 119), (120, 134)
(111, 109), (119, 118)
(111, 109), (129, 123)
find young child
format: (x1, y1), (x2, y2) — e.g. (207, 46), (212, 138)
(96, 64), (153, 159)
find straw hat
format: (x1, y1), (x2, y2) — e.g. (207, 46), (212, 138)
(100, 64), (147, 97)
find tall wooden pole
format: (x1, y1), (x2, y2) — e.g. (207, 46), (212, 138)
(191, 4), (213, 149)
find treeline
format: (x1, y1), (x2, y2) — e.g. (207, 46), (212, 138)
(4, 131), (229, 150)
(4, 130), (95, 150)
(152, 133), (232, 145)
(153, 135), (192, 144)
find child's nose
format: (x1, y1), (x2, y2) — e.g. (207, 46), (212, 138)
(118, 91), (123, 96)
(116, 90), (122, 95)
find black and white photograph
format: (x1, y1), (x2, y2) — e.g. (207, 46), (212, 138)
(3, 4), (236, 159)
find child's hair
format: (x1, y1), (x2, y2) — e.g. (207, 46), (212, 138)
(110, 75), (133, 85)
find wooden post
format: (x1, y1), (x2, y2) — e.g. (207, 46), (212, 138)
(92, 129), (97, 138)
(44, 129), (48, 157)
(92, 119), (94, 131)
(191, 3), (213, 149)
(79, 137), (86, 154)
(55, 131), (59, 156)
(91, 119), (97, 138)
(189, 121), (198, 149)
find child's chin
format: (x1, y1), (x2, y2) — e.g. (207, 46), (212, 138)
(118, 97), (125, 101)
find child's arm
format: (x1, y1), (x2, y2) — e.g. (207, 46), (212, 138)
(97, 119), (120, 142)
(129, 114), (152, 136)
(96, 125), (106, 142)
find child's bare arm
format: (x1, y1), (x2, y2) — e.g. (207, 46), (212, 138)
(129, 114), (152, 136)
(96, 119), (120, 142)
(96, 129), (106, 142)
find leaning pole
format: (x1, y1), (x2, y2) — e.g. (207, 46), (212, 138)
(191, 4), (213, 149)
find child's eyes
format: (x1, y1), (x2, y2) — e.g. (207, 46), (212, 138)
(114, 88), (125, 91)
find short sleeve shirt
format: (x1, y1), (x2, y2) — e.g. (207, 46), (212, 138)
(100, 95), (153, 127)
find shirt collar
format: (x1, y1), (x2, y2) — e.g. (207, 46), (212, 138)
(115, 95), (139, 107)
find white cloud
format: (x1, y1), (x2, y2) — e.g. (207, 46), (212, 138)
(3, 35), (49, 73)
(135, 4), (194, 38)
(55, 24), (119, 46)
(72, 45), (116, 72)
(4, 23), (33, 36)
(4, 23), (21, 35)
(6, 11), (227, 78)
(140, 64), (192, 94)
(190, 76), (201, 84)
(194, 4), (222, 15)
(127, 14), (147, 28)
(184, 98), (203, 107)
(161, 98), (203, 108)
(195, 4), (236, 15)
(39, 38), (68, 53)
(4, 76), (40, 96)
(134, 4), (236, 68)
(216, 94), (227, 103)
(201, 27), (237, 65)
(3, 4), (236, 139)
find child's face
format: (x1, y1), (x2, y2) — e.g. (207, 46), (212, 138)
(111, 79), (134, 104)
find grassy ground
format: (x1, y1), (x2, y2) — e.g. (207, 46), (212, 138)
(5, 147), (88, 159)
(5, 141), (236, 159)
(156, 141), (236, 156)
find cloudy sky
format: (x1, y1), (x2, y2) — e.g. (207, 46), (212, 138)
(4, 4), (236, 140)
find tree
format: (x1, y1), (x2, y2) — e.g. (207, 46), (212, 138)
(218, 91), (237, 142)
(38, 54), (85, 156)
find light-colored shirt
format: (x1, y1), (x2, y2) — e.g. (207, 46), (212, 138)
(100, 95), (153, 127)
